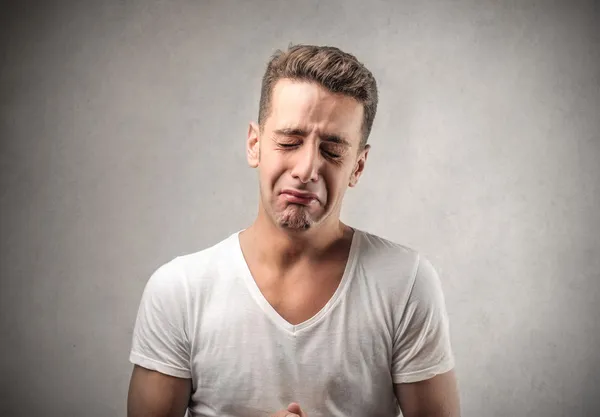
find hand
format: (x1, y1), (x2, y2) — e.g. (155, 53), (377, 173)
(269, 402), (307, 417)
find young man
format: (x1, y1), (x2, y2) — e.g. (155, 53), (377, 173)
(127, 44), (460, 417)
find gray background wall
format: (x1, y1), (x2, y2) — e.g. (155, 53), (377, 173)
(1, 0), (599, 416)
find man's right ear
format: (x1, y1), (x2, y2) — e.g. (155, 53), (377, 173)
(246, 122), (260, 168)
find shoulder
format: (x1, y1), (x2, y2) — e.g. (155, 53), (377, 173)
(355, 228), (420, 274)
(353, 228), (443, 301)
(143, 231), (241, 296)
(175, 231), (240, 280)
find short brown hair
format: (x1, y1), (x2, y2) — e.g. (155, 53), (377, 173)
(258, 44), (378, 149)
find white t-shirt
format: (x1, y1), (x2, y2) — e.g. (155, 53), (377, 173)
(130, 228), (455, 417)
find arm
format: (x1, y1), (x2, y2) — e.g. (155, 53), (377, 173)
(128, 258), (193, 416)
(394, 369), (460, 417)
(391, 255), (460, 416)
(127, 365), (192, 417)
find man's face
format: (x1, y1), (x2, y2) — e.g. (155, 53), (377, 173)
(247, 78), (370, 231)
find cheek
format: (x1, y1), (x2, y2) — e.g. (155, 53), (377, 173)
(259, 157), (287, 190)
(323, 168), (352, 199)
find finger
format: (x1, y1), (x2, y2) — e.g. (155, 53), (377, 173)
(287, 403), (301, 413)
(287, 403), (305, 417)
(269, 410), (299, 417)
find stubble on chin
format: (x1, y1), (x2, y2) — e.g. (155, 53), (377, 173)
(276, 205), (312, 230)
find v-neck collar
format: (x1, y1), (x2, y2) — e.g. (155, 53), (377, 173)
(232, 229), (361, 335)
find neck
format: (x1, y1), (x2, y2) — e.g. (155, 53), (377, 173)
(241, 207), (351, 270)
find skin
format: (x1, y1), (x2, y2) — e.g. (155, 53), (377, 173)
(394, 370), (461, 417)
(242, 78), (369, 257)
(127, 365), (191, 417)
(127, 78), (461, 417)
(238, 78), (369, 329)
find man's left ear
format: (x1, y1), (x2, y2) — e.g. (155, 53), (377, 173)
(349, 144), (370, 187)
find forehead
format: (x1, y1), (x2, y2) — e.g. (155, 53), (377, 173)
(267, 79), (363, 141)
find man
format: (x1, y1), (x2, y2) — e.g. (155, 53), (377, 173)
(127, 44), (461, 417)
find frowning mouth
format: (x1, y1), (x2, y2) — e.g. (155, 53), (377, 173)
(280, 189), (318, 205)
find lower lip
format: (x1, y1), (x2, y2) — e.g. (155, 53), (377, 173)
(282, 193), (315, 205)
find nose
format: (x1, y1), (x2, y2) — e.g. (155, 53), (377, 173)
(290, 143), (320, 183)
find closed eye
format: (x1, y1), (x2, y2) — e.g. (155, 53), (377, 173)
(322, 149), (341, 158)
(276, 142), (342, 160)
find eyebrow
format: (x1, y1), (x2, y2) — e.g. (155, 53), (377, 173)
(274, 127), (351, 146)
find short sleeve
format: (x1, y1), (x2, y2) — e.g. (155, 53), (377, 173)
(391, 254), (455, 383)
(129, 257), (192, 379)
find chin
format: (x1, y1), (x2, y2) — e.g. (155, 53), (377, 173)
(275, 206), (315, 231)
(276, 215), (313, 231)
(280, 220), (312, 230)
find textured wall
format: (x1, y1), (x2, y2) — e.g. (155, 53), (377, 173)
(1, 1), (599, 416)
